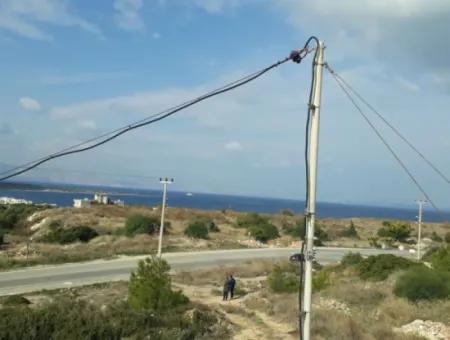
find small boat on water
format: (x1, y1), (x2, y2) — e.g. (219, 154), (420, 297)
(186, 192), (193, 197)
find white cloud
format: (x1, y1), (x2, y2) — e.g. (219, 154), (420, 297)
(79, 120), (97, 130)
(224, 140), (242, 151)
(193, 0), (241, 13)
(0, 0), (103, 41)
(19, 97), (41, 111)
(114, 0), (145, 32)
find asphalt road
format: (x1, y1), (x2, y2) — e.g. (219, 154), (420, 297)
(0, 247), (412, 296)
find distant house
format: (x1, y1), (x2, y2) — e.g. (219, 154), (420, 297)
(94, 193), (110, 205)
(73, 198), (91, 208)
(73, 193), (124, 208)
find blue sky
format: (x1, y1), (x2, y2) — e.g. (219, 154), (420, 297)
(0, 0), (450, 208)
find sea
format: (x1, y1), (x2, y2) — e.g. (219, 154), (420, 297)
(0, 183), (448, 222)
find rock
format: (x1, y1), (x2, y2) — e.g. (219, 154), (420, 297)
(395, 320), (450, 340)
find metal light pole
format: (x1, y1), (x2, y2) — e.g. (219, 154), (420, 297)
(157, 177), (173, 257)
(302, 40), (325, 340)
(416, 199), (426, 260)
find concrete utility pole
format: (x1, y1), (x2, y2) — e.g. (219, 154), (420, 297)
(157, 177), (173, 257)
(416, 199), (426, 260)
(302, 40), (325, 340)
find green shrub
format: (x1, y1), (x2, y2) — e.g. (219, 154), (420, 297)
(128, 256), (188, 311)
(312, 270), (330, 292)
(0, 204), (46, 231)
(41, 225), (98, 244)
(431, 231), (443, 242)
(283, 219), (327, 245)
(445, 232), (450, 243)
(248, 223), (280, 243)
(125, 215), (160, 236)
(236, 213), (269, 228)
(377, 221), (411, 242)
(394, 266), (450, 301)
(341, 252), (363, 267)
(268, 264), (299, 293)
(41, 224), (98, 244)
(357, 254), (414, 281)
(280, 209), (295, 216)
(0, 296), (224, 339)
(283, 218), (305, 239)
(423, 245), (450, 272)
(184, 221), (209, 239)
(340, 221), (359, 238)
(0, 229), (4, 245)
(3, 295), (31, 306)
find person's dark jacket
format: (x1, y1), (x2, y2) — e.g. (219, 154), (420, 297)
(229, 277), (236, 290)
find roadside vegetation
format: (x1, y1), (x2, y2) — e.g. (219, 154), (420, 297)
(1, 203), (449, 271)
(0, 256), (229, 339)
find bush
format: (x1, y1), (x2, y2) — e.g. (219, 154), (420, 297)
(3, 295), (31, 306)
(236, 213), (269, 228)
(423, 245), (450, 272)
(394, 266), (450, 301)
(357, 254), (414, 281)
(0, 204), (46, 231)
(312, 270), (330, 292)
(0, 296), (224, 339)
(431, 231), (443, 242)
(184, 221), (209, 239)
(341, 252), (363, 267)
(268, 264), (299, 293)
(377, 221), (411, 242)
(283, 218), (304, 238)
(248, 223), (280, 243)
(41, 225), (98, 244)
(128, 256), (188, 311)
(280, 209), (295, 216)
(340, 221), (359, 238)
(125, 215), (160, 236)
(284, 219), (327, 246)
(445, 232), (450, 243)
(0, 229), (4, 245)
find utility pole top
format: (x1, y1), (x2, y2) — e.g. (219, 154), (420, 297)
(159, 178), (174, 184)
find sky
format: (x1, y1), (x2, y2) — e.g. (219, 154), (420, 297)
(0, 0), (450, 208)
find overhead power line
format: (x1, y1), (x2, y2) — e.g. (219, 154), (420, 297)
(325, 64), (444, 217)
(330, 71), (450, 184)
(0, 49), (310, 183)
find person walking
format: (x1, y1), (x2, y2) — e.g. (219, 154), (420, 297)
(222, 276), (230, 301)
(229, 275), (236, 299)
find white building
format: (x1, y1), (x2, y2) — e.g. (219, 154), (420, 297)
(73, 198), (91, 208)
(94, 193), (110, 205)
(0, 197), (32, 205)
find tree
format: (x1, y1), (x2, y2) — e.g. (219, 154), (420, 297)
(377, 221), (411, 242)
(125, 215), (160, 236)
(340, 221), (359, 238)
(0, 229), (4, 246)
(248, 223), (279, 243)
(184, 220), (209, 239)
(128, 256), (188, 311)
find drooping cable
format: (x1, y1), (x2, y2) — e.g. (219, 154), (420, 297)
(326, 64), (444, 218)
(331, 71), (450, 184)
(0, 53), (307, 182)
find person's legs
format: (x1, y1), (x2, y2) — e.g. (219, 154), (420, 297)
(223, 291), (228, 301)
(230, 288), (234, 299)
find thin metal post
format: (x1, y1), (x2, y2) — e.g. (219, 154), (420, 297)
(157, 178), (173, 257)
(416, 199), (426, 260)
(302, 41), (325, 340)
